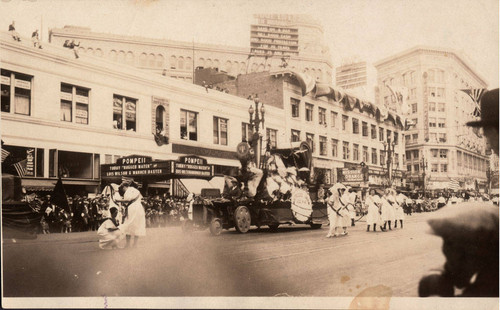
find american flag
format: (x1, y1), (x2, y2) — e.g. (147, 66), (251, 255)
(460, 88), (486, 117)
(448, 179), (461, 191)
(12, 159), (27, 177)
(1, 148), (10, 163)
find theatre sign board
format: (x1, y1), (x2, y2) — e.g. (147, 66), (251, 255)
(101, 155), (214, 179)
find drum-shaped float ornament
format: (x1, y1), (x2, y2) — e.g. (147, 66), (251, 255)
(291, 188), (313, 222)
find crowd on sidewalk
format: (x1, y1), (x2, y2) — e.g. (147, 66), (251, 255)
(22, 192), (191, 235)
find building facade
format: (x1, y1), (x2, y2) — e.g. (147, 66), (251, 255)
(374, 46), (489, 192)
(204, 70), (406, 189)
(336, 61), (367, 90)
(1, 31), (285, 194)
(48, 16), (333, 84)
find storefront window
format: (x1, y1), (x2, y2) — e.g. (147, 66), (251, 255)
(58, 151), (93, 179)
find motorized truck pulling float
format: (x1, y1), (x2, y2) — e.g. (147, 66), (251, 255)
(183, 141), (329, 236)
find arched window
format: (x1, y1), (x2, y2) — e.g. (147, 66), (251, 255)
(155, 105), (166, 134)
(213, 59), (219, 70)
(79, 47), (86, 54)
(139, 53), (147, 67)
(225, 61), (232, 73)
(178, 57), (184, 69)
(206, 59), (213, 68)
(185, 57), (192, 70)
(257, 64), (265, 72)
(198, 58), (205, 69)
(95, 48), (103, 57)
(117, 50), (126, 63)
(126, 51), (134, 65)
(109, 50), (117, 61)
(87, 47), (93, 54)
(156, 54), (164, 67)
(170, 55), (177, 69)
(148, 53), (155, 67)
(251, 63), (258, 72)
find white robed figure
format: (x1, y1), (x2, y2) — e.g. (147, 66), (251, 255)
(365, 190), (384, 232)
(380, 195), (396, 230)
(116, 182), (146, 248)
(97, 207), (125, 249)
(326, 183), (348, 238)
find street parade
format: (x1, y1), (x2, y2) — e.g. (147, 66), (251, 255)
(1, 2), (499, 309)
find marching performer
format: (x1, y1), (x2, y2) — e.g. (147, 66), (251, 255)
(365, 189), (383, 232)
(326, 183), (348, 238)
(115, 181), (146, 248)
(381, 190), (396, 230)
(394, 194), (406, 229)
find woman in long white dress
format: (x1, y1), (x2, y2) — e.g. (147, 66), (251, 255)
(326, 183), (347, 238)
(116, 182), (146, 248)
(365, 189), (383, 232)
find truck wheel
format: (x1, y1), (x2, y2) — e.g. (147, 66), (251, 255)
(310, 223), (322, 229)
(234, 206), (251, 233)
(182, 219), (194, 233)
(210, 218), (223, 236)
(268, 224), (279, 232)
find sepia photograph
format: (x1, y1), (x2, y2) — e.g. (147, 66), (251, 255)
(1, 0), (499, 309)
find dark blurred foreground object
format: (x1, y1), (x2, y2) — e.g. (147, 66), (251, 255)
(419, 205), (499, 297)
(2, 174), (41, 239)
(467, 88), (499, 155)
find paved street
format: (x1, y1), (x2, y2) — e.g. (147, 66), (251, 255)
(2, 202), (493, 300)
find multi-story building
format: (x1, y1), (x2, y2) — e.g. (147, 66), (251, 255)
(48, 15), (333, 84)
(1, 30), (285, 195)
(203, 69), (406, 188)
(336, 61), (367, 90)
(374, 46), (489, 192)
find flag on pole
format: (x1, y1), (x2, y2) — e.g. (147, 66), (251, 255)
(1, 148), (10, 163)
(12, 159), (27, 177)
(386, 84), (409, 115)
(460, 88), (486, 117)
(52, 177), (69, 211)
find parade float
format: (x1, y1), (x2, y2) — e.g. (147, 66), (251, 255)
(183, 141), (329, 236)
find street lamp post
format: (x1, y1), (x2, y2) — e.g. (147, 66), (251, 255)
(248, 94), (265, 168)
(420, 157), (428, 198)
(383, 139), (396, 187)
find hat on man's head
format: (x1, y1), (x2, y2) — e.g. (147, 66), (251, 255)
(467, 88), (499, 128)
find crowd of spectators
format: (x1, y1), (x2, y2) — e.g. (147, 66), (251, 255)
(22, 192), (191, 234)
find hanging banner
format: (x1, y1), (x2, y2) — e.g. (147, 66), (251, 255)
(25, 148), (35, 177)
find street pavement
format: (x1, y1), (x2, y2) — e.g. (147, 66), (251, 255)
(1, 202), (496, 302)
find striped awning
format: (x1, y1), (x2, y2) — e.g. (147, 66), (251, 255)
(448, 179), (461, 191)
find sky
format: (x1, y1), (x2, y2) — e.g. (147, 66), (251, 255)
(1, 0), (498, 87)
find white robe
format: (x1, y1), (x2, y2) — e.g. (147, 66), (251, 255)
(326, 195), (343, 235)
(365, 195), (382, 226)
(119, 187), (147, 236)
(97, 218), (124, 249)
(380, 197), (396, 222)
(394, 203), (405, 220)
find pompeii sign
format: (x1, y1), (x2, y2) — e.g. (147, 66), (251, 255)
(101, 155), (213, 179)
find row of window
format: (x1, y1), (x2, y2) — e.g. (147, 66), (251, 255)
(407, 163), (448, 173)
(291, 98), (400, 143)
(457, 151), (488, 172)
(290, 129), (400, 166)
(404, 133), (448, 144)
(2, 69), (281, 148)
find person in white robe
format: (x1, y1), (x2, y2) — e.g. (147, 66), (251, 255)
(380, 195), (396, 230)
(97, 207), (124, 249)
(365, 189), (384, 232)
(326, 183), (348, 238)
(115, 183), (146, 248)
(394, 194), (406, 229)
